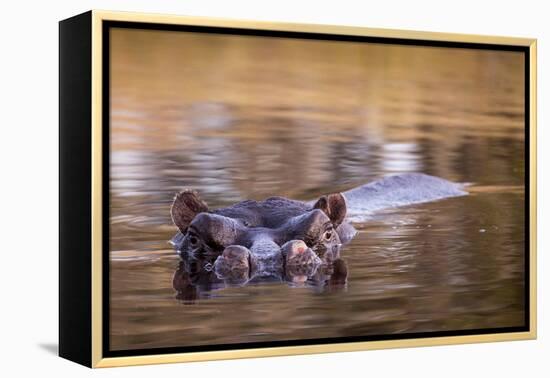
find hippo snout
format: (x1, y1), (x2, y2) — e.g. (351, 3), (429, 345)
(214, 245), (251, 278)
(213, 239), (323, 282)
(281, 240), (322, 266)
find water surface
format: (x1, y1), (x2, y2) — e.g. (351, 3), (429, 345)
(109, 28), (525, 351)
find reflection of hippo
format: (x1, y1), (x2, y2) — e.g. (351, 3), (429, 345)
(172, 251), (349, 302)
(170, 173), (467, 279)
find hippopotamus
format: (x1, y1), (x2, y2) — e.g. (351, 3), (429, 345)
(170, 173), (467, 281)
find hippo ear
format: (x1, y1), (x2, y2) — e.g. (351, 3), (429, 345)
(313, 193), (347, 227)
(171, 190), (209, 233)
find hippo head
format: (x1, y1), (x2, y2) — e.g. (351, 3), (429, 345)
(170, 190), (349, 276)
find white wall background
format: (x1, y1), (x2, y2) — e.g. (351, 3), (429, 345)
(0, 0), (547, 376)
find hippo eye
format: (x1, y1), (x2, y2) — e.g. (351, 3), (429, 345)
(323, 230), (333, 240)
(189, 235), (199, 246)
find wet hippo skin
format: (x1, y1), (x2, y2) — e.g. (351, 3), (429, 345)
(170, 173), (467, 282)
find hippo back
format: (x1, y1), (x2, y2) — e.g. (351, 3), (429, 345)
(343, 173), (467, 218)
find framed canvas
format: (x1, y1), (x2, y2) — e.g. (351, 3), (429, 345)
(59, 10), (537, 368)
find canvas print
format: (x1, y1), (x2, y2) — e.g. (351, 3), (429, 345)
(108, 27), (526, 353)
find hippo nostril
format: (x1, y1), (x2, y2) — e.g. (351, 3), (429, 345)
(221, 245), (249, 261)
(281, 240), (316, 263)
(291, 241), (308, 255)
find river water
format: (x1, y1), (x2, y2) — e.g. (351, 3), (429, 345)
(108, 28), (526, 351)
